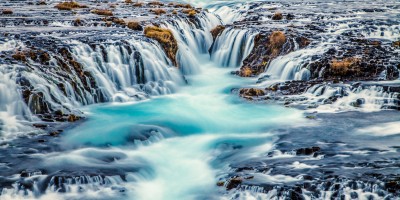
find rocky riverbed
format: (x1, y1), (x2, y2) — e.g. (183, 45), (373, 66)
(0, 0), (399, 199)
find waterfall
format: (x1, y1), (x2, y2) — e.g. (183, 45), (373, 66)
(69, 39), (184, 102)
(0, 64), (38, 138)
(0, 37), (185, 138)
(0, 12), (225, 138)
(162, 12), (221, 74)
(210, 28), (256, 68)
(304, 83), (400, 112)
(206, 2), (249, 24)
(264, 43), (329, 81)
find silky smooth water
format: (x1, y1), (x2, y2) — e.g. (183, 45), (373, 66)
(57, 54), (306, 200)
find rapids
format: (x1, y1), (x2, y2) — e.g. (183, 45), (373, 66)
(1, 0), (400, 199)
(58, 55), (305, 200)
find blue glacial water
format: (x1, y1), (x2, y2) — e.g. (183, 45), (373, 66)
(58, 56), (306, 199)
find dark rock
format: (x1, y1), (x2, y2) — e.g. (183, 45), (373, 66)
(296, 147), (321, 155)
(226, 177), (242, 190)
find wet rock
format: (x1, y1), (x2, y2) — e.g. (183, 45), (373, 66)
(2, 9), (13, 15)
(32, 124), (47, 129)
(67, 114), (81, 122)
(49, 131), (61, 137)
(296, 147), (321, 156)
(210, 25), (225, 41)
(240, 31), (309, 77)
(386, 181), (400, 193)
(216, 181), (225, 187)
(286, 13), (295, 20)
(272, 12), (283, 20)
(127, 21), (143, 31)
(226, 177), (242, 190)
(239, 88), (265, 98)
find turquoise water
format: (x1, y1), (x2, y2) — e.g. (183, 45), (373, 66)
(59, 57), (305, 199)
(64, 60), (304, 146)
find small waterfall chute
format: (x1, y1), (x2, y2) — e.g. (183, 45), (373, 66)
(210, 28), (256, 68)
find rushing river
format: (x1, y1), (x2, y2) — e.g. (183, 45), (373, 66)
(1, 0), (400, 199)
(58, 54), (305, 199)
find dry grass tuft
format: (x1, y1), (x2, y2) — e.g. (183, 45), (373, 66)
(125, 0), (133, 3)
(393, 41), (400, 48)
(239, 88), (265, 97)
(144, 26), (174, 43)
(269, 31), (286, 47)
(210, 25), (225, 40)
(174, 3), (192, 9)
(182, 9), (197, 17)
(331, 57), (360, 74)
(133, 2), (143, 7)
(240, 67), (253, 77)
(144, 26), (178, 66)
(113, 18), (125, 25)
(74, 18), (82, 26)
(12, 52), (27, 62)
(269, 31), (286, 52)
(272, 12), (283, 20)
(151, 8), (166, 15)
(55, 1), (87, 10)
(127, 21), (142, 30)
(148, 1), (164, 6)
(91, 9), (113, 16)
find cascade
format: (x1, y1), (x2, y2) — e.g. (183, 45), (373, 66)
(70, 39), (184, 102)
(1, 1), (399, 200)
(162, 12), (221, 74)
(263, 43), (329, 81)
(0, 64), (38, 138)
(210, 28), (256, 68)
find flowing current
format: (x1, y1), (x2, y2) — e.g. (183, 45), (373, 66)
(1, 24), (306, 200)
(1, 0), (400, 199)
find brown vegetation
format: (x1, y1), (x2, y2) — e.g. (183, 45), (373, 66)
(239, 88), (265, 99)
(182, 9), (197, 17)
(148, 1), (164, 6)
(55, 1), (87, 10)
(91, 9), (113, 16)
(269, 31), (286, 55)
(330, 57), (360, 75)
(272, 12), (283, 20)
(127, 21), (142, 30)
(144, 26), (178, 66)
(393, 41), (400, 48)
(74, 18), (82, 26)
(125, 0), (133, 3)
(240, 67), (253, 77)
(151, 8), (166, 15)
(12, 52), (26, 62)
(174, 3), (192, 9)
(133, 2), (143, 7)
(210, 25), (225, 40)
(113, 18), (125, 25)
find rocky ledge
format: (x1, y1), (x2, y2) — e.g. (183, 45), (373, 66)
(0, 0), (207, 135)
(209, 1), (400, 111)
